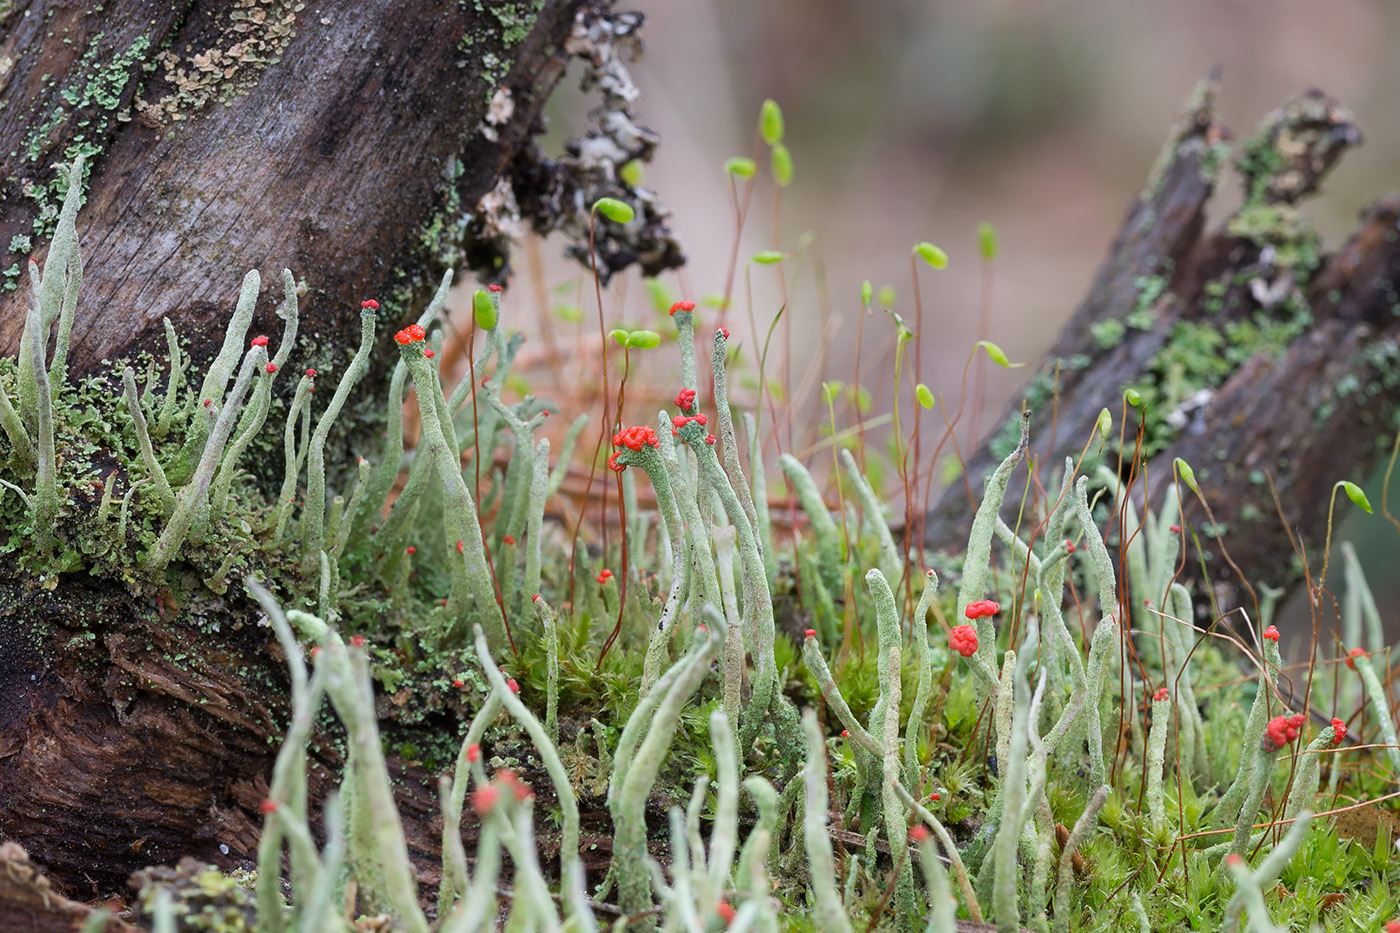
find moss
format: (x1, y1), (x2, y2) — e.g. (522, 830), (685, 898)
(15, 32), (152, 244)
(1226, 203), (1321, 275)
(1090, 319), (1125, 350)
(1235, 129), (1285, 205)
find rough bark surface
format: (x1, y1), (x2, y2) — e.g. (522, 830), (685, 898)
(922, 79), (1399, 614)
(0, 0), (678, 373)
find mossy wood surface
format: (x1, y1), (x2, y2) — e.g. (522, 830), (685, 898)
(0, 0), (586, 372)
(923, 80), (1400, 611)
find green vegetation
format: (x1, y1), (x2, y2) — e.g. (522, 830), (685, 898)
(4, 111), (1398, 933)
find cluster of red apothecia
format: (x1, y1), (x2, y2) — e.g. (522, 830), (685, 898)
(965, 599), (1000, 619)
(608, 425), (660, 472)
(1262, 713), (1307, 752)
(949, 625), (978, 658)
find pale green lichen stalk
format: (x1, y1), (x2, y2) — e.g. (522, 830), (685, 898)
(5, 153), (1399, 933)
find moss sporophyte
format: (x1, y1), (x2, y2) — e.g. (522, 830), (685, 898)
(7, 148), (1398, 932)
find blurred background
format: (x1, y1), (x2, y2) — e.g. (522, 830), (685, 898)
(453, 0), (1400, 636)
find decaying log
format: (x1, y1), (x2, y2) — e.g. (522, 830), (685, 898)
(923, 78), (1397, 614)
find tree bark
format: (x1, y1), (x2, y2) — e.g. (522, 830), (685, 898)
(0, 0), (678, 372)
(922, 78), (1399, 616)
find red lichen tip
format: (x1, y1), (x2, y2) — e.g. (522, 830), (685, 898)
(949, 624), (979, 658)
(717, 327), (730, 339)
(1331, 718), (1346, 743)
(361, 299), (379, 310)
(425, 349), (435, 358)
(405, 546), (416, 554)
(1346, 647), (1366, 669)
(1170, 524), (1182, 533)
(929, 792), (941, 801)
(532, 593), (542, 602)
(350, 634), (365, 647)
(964, 599), (1000, 620)
(305, 368), (316, 378)
(596, 568), (613, 584)
(697, 624), (707, 633)
(675, 387), (697, 410)
(804, 628), (816, 639)
(705, 434), (717, 445)
(265, 362), (277, 373)
(909, 825), (930, 843)
(607, 452), (626, 472)
(1153, 687), (1169, 702)
(668, 300), (696, 315)
(466, 743), (481, 763)
(1262, 624), (1279, 641)
(507, 678), (519, 694)
(841, 729), (850, 739)
(453, 678), (464, 688)
(203, 398), (213, 407)
(1386, 921), (1400, 933)
(717, 902), (736, 925)
(1263, 713), (1306, 752)
(613, 424), (661, 451)
(488, 283), (503, 292)
(251, 335), (269, 347)
(503, 535), (515, 545)
(259, 798), (277, 815)
(1225, 854), (1242, 867)
(1064, 539), (1076, 554)
(471, 784), (500, 815)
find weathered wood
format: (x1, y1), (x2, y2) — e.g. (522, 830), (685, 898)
(922, 81), (1396, 614)
(0, 0), (676, 374)
(0, 841), (140, 933)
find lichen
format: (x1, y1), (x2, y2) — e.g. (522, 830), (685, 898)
(134, 0), (304, 125)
